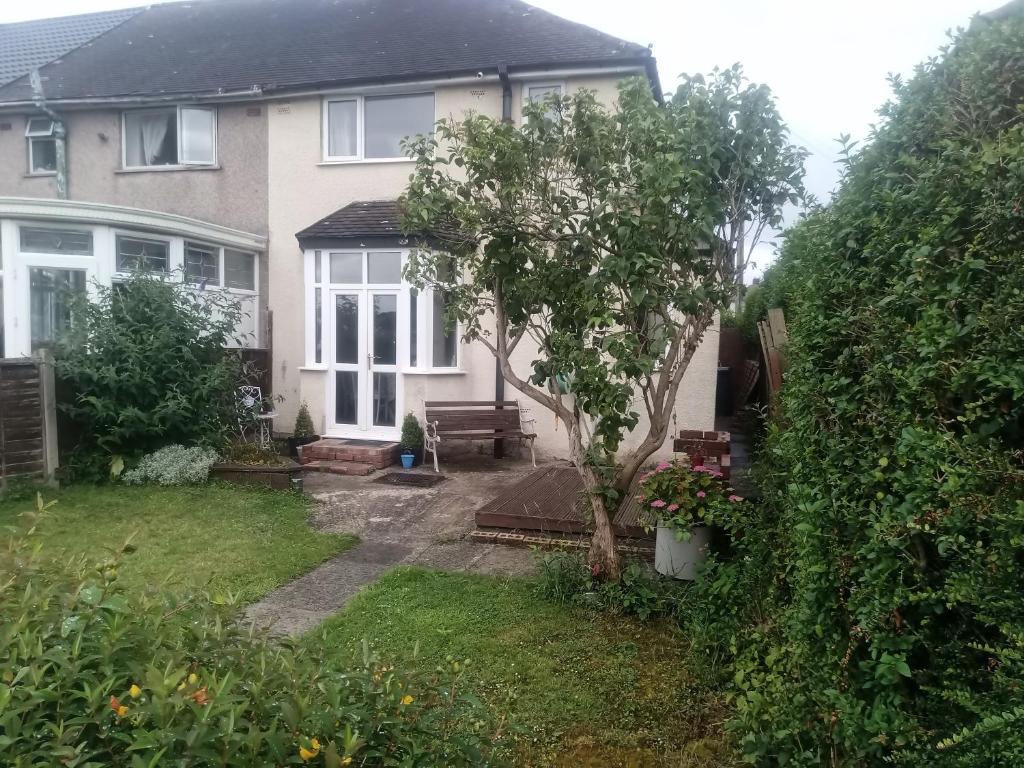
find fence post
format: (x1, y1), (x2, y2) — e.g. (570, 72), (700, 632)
(36, 350), (59, 485)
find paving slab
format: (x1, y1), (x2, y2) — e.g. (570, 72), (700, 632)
(246, 457), (541, 635)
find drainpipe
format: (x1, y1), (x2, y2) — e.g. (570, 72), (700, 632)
(29, 69), (68, 199)
(494, 65), (513, 459)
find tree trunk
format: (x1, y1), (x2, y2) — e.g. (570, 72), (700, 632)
(580, 464), (621, 580)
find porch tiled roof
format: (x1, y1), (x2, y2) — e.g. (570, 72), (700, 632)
(0, 0), (657, 103)
(0, 7), (140, 87)
(296, 200), (405, 244)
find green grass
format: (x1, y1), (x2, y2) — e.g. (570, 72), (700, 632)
(0, 483), (356, 602)
(311, 567), (735, 767)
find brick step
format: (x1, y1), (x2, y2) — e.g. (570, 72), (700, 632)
(303, 460), (376, 476)
(298, 439), (400, 470)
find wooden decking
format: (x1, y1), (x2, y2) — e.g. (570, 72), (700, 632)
(475, 464), (650, 538)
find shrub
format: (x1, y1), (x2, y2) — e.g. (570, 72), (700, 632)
(293, 402), (316, 438)
(710, 14), (1024, 766)
(0, 496), (503, 766)
(400, 412), (425, 451)
(637, 460), (744, 535)
(222, 441), (288, 466)
(55, 272), (246, 479)
(121, 444), (220, 486)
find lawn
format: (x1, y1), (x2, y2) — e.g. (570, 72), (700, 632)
(312, 567), (736, 767)
(0, 483), (356, 602)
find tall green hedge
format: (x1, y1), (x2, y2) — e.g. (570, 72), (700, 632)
(726, 14), (1024, 765)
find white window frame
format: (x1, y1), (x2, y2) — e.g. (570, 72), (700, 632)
(25, 118), (57, 176)
(121, 105), (218, 170)
(523, 81), (566, 123)
(112, 230), (175, 277)
(321, 92), (434, 164)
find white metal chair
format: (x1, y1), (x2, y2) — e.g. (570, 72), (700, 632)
(237, 385), (277, 448)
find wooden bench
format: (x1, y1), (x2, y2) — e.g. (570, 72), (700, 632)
(423, 400), (537, 472)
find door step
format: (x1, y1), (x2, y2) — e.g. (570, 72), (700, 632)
(303, 459), (377, 476)
(298, 438), (400, 471)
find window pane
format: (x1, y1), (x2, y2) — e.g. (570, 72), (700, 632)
(367, 251), (401, 284)
(372, 294), (397, 365)
(330, 252), (362, 283)
(372, 372), (396, 427)
(124, 109), (177, 166)
(432, 290), (457, 367)
(335, 294), (358, 364)
(185, 242), (219, 284)
(364, 93), (434, 159)
(30, 268), (86, 351)
(20, 227), (92, 255)
(335, 370), (358, 425)
(25, 118), (54, 136)
(0, 278), (4, 358)
(314, 250), (322, 283)
(117, 235), (169, 272)
(224, 249), (255, 290)
(314, 287), (322, 365)
(327, 99), (357, 157)
(180, 108), (215, 164)
(409, 288), (418, 367)
(30, 138), (57, 173)
(528, 85), (562, 121)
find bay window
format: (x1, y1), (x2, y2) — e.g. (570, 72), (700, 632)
(123, 106), (216, 168)
(117, 234), (170, 273)
(323, 92), (434, 162)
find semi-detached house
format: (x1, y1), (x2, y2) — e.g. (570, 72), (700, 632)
(0, 0), (718, 461)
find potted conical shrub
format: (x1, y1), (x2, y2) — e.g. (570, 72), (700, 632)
(638, 459), (744, 580)
(399, 412), (425, 468)
(286, 402), (320, 458)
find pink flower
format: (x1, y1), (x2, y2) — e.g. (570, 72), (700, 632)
(692, 465), (706, 472)
(712, 471), (724, 478)
(667, 503), (679, 512)
(696, 491), (706, 498)
(729, 494), (744, 503)
(650, 499), (667, 509)
(656, 461), (671, 471)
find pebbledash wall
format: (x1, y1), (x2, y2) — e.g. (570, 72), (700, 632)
(267, 74), (718, 462)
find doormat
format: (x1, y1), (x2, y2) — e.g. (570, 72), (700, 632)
(372, 472), (446, 488)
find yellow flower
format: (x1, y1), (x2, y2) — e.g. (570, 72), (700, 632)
(298, 738), (321, 761)
(187, 672), (198, 685)
(116, 705), (129, 717)
(128, 684), (142, 699)
(400, 695), (414, 706)
(341, 758), (352, 766)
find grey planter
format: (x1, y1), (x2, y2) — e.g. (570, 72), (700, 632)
(654, 524), (710, 580)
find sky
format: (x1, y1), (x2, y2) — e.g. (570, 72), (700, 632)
(0, 0), (994, 274)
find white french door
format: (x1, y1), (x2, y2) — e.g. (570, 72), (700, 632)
(327, 284), (402, 440)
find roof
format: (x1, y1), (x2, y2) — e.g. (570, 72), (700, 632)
(296, 200), (406, 246)
(0, 7), (140, 88)
(0, 0), (658, 104)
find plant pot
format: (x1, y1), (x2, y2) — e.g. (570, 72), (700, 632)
(654, 524), (710, 580)
(286, 434), (319, 459)
(400, 453), (415, 469)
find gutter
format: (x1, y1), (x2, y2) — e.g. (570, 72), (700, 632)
(28, 70), (67, 199)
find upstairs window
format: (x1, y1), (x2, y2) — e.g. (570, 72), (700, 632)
(324, 93), (434, 161)
(123, 106), (216, 168)
(26, 118), (57, 174)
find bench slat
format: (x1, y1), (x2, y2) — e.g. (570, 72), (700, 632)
(426, 410), (522, 422)
(434, 430), (531, 439)
(424, 400), (520, 408)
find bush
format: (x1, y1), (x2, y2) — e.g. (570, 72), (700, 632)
(55, 272), (246, 479)
(709, 14), (1024, 766)
(400, 412), (425, 451)
(0, 496), (503, 766)
(293, 402), (316, 438)
(122, 444), (221, 486)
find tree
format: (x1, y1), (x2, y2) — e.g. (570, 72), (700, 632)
(402, 72), (804, 578)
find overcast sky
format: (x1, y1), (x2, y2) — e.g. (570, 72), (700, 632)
(1, 0), (994, 274)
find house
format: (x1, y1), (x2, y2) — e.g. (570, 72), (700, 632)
(0, 0), (717, 461)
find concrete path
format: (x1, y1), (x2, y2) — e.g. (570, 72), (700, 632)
(246, 458), (540, 635)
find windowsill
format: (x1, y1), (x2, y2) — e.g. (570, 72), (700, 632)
(404, 368), (466, 375)
(299, 365), (328, 372)
(116, 165), (221, 174)
(317, 158), (415, 166)
(24, 171), (57, 178)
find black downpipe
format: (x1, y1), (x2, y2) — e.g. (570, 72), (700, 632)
(494, 66), (513, 459)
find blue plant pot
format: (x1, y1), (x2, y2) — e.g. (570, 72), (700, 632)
(400, 454), (415, 469)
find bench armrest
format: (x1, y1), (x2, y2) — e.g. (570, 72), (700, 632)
(424, 419), (441, 440)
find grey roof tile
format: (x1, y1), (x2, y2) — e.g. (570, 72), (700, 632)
(0, 0), (655, 102)
(0, 7), (140, 88)
(296, 200), (404, 242)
